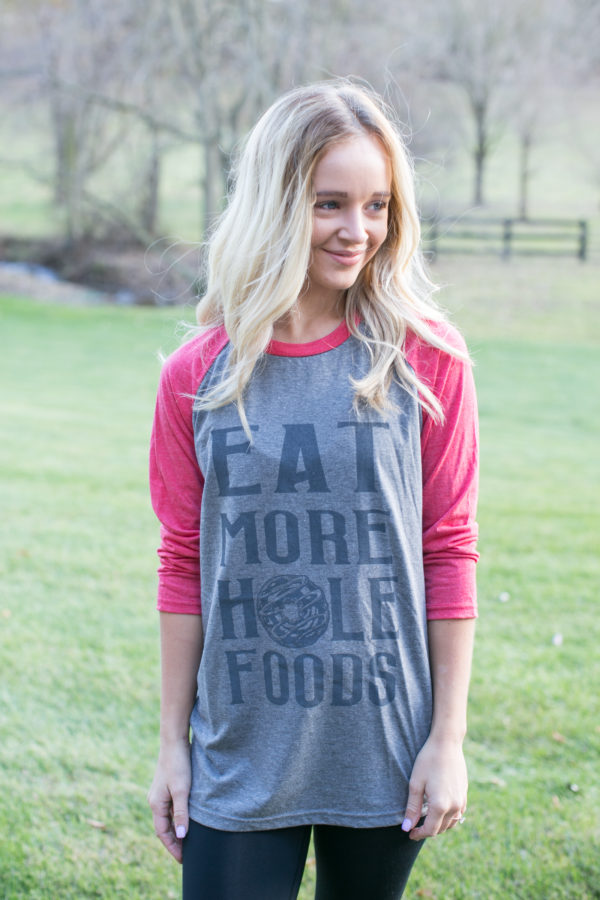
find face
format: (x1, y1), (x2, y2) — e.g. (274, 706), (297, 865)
(306, 133), (391, 308)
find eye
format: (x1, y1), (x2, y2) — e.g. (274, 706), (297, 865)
(315, 200), (339, 210)
(368, 199), (388, 212)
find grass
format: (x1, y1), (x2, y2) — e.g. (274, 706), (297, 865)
(0, 299), (183, 898)
(1, 256), (599, 898)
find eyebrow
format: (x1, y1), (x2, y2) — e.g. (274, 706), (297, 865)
(315, 191), (392, 198)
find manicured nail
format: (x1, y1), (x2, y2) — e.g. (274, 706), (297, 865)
(401, 818), (412, 832)
(176, 825), (186, 839)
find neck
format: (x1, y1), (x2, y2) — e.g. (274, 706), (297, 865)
(272, 291), (345, 344)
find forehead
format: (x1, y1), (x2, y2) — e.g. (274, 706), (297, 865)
(313, 134), (391, 191)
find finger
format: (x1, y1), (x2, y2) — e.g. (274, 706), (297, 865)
(409, 807), (444, 841)
(401, 780), (425, 835)
(440, 797), (468, 833)
(152, 810), (184, 864)
(171, 788), (190, 841)
(440, 809), (463, 833)
(158, 827), (184, 864)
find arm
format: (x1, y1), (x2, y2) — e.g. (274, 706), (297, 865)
(406, 324), (479, 620)
(402, 618), (475, 840)
(147, 612), (204, 863)
(403, 326), (479, 839)
(147, 345), (208, 861)
(148, 333), (230, 859)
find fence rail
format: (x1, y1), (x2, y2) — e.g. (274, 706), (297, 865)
(424, 217), (588, 261)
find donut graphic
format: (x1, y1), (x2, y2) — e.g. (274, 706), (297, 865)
(257, 575), (330, 648)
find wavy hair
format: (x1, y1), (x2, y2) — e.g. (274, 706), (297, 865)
(193, 79), (467, 433)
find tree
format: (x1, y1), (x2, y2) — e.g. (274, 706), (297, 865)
(27, 1), (155, 245)
(505, 1), (559, 219)
(5, 0), (597, 246)
(430, 0), (521, 206)
(160, 0), (354, 235)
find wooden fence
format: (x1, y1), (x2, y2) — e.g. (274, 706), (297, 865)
(424, 217), (588, 261)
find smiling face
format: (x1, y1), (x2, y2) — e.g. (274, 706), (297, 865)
(305, 133), (392, 309)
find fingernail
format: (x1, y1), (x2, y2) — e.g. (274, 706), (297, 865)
(176, 825), (186, 839)
(401, 817), (412, 832)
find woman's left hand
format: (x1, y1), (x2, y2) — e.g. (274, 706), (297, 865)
(401, 735), (468, 841)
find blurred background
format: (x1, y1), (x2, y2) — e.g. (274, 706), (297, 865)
(1, 2), (598, 899)
(1, 0), (599, 300)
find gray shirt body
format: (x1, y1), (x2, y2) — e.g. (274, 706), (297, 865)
(189, 334), (432, 830)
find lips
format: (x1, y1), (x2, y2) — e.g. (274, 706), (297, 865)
(323, 248), (366, 266)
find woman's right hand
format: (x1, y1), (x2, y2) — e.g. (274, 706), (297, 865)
(148, 738), (192, 863)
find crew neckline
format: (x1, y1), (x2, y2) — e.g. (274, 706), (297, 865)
(266, 319), (352, 357)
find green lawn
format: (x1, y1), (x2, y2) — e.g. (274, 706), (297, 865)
(1, 259), (599, 898)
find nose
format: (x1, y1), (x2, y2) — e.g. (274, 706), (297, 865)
(338, 207), (368, 244)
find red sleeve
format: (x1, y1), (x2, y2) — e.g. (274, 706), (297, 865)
(149, 327), (228, 614)
(405, 323), (479, 620)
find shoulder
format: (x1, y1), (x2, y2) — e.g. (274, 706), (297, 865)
(404, 318), (467, 359)
(403, 319), (474, 419)
(404, 319), (468, 381)
(159, 324), (230, 396)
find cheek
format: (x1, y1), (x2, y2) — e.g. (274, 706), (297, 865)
(310, 217), (329, 248)
(375, 217), (389, 248)
(368, 221), (389, 257)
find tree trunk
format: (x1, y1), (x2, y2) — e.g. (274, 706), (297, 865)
(139, 126), (161, 237)
(518, 131), (532, 221)
(473, 144), (485, 207)
(202, 137), (223, 238)
(472, 101), (487, 207)
(62, 115), (84, 247)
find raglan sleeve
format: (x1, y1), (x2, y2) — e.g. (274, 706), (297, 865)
(407, 326), (479, 620)
(149, 349), (204, 615)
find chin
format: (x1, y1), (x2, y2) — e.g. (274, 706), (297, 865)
(325, 279), (358, 296)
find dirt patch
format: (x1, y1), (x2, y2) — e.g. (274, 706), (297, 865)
(0, 264), (105, 305)
(0, 236), (202, 306)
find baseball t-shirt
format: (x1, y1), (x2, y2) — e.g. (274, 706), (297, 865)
(150, 317), (479, 830)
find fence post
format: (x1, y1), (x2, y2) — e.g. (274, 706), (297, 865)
(502, 219), (512, 260)
(578, 220), (588, 261)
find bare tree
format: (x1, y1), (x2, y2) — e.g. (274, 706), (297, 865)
(504, 1), (559, 219)
(30, 1), (143, 244)
(5, 0), (597, 249)
(1, 0), (177, 246)
(160, 0), (355, 235)
(435, 0), (520, 206)
(393, 0), (522, 208)
(506, 0), (600, 218)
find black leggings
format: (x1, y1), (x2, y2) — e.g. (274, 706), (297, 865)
(182, 818), (424, 900)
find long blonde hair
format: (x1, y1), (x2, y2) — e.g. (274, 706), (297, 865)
(194, 79), (467, 432)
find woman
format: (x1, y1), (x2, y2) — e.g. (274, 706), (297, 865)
(148, 80), (478, 900)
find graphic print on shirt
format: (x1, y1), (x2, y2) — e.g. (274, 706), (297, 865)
(257, 575), (330, 648)
(202, 410), (422, 712)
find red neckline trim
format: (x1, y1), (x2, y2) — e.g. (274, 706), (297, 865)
(266, 319), (352, 357)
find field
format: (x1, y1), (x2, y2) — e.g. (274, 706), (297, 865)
(0, 253), (598, 898)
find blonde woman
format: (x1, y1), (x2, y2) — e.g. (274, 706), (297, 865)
(148, 80), (479, 900)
